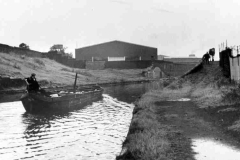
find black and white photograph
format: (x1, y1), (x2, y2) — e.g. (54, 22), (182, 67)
(1, 0), (240, 160)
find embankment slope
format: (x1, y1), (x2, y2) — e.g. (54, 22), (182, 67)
(117, 62), (240, 160)
(0, 52), (148, 91)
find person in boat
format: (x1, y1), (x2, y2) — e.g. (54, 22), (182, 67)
(25, 73), (40, 92)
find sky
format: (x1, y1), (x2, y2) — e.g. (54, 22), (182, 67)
(1, 0), (240, 59)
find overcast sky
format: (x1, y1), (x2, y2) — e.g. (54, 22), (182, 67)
(1, 0), (240, 59)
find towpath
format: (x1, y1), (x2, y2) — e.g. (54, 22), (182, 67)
(155, 99), (240, 160)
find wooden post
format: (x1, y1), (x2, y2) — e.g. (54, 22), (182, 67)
(73, 73), (78, 93)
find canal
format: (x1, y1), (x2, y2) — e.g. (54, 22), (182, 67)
(0, 82), (157, 160)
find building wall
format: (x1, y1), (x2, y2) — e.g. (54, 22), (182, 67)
(46, 51), (195, 77)
(75, 41), (157, 61)
(103, 60), (197, 77)
(153, 60), (197, 77)
(86, 61), (105, 70)
(229, 56), (240, 82)
(105, 60), (152, 69)
(219, 48), (231, 78)
(164, 58), (201, 64)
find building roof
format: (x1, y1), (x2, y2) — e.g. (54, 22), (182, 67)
(158, 54), (169, 57)
(76, 40), (157, 50)
(164, 57), (200, 59)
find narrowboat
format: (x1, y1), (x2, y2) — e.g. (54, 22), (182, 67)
(20, 85), (103, 113)
(20, 73), (103, 113)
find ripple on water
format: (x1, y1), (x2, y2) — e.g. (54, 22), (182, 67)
(168, 98), (191, 101)
(0, 94), (134, 160)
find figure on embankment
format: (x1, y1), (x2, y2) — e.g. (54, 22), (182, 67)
(209, 48), (215, 61)
(202, 52), (210, 64)
(202, 48), (215, 64)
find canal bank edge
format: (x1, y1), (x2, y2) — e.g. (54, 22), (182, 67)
(0, 78), (175, 103)
(116, 100), (198, 159)
(0, 72), (176, 94)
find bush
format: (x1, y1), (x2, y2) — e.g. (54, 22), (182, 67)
(13, 63), (21, 69)
(77, 71), (93, 77)
(61, 68), (72, 72)
(20, 55), (25, 59)
(34, 58), (45, 66)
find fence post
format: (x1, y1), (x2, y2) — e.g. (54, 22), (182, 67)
(237, 56), (239, 66)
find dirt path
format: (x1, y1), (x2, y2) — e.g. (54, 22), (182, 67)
(155, 100), (240, 160)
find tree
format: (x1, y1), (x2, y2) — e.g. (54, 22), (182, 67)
(49, 44), (70, 57)
(19, 43), (30, 50)
(50, 44), (67, 52)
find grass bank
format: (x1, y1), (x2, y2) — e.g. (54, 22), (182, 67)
(117, 62), (240, 160)
(0, 52), (152, 91)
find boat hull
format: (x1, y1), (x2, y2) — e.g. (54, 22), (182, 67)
(20, 89), (103, 113)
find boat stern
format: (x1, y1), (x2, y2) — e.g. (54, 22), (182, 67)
(20, 93), (34, 112)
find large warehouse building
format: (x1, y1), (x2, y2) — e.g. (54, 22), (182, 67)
(75, 40), (157, 61)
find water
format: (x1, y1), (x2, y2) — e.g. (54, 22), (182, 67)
(193, 138), (240, 160)
(0, 83), (153, 160)
(168, 98), (191, 101)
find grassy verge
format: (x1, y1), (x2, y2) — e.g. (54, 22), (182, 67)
(117, 80), (192, 160)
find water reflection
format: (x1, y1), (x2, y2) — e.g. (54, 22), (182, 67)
(0, 94), (134, 160)
(192, 138), (240, 160)
(103, 81), (163, 103)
